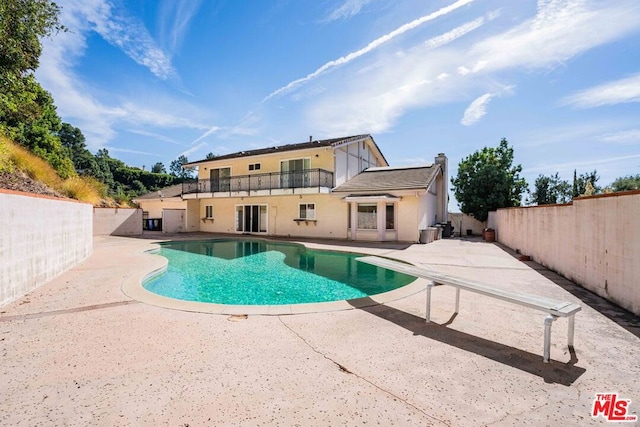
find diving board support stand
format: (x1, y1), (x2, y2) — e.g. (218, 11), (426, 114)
(357, 255), (581, 364)
(426, 285), (460, 324)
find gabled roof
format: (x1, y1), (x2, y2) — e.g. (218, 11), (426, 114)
(185, 134), (388, 166)
(332, 164), (441, 193)
(132, 184), (182, 201)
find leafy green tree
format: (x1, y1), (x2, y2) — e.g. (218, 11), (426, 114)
(0, 1), (73, 177)
(610, 174), (640, 192)
(0, 0), (65, 77)
(169, 155), (193, 180)
(205, 152), (217, 160)
(572, 169), (600, 197)
(451, 138), (528, 221)
(94, 148), (115, 191)
(530, 173), (571, 205)
(129, 180), (147, 195)
(58, 122), (100, 175)
(151, 162), (166, 174)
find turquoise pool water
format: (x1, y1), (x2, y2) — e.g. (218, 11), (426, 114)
(144, 240), (415, 305)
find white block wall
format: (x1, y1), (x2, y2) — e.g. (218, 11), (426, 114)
(0, 190), (93, 307)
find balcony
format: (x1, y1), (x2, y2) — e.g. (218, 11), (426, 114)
(182, 169), (334, 197)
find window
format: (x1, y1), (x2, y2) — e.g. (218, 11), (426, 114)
(299, 203), (316, 220)
(386, 203), (395, 230)
(248, 163), (261, 171)
(357, 204), (377, 229)
(205, 205), (214, 219)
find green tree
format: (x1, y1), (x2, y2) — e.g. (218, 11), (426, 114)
(151, 162), (166, 174)
(0, 0), (73, 177)
(610, 174), (640, 192)
(205, 152), (217, 160)
(451, 138), (528, 221)
(0, 0), (65, 77)
(572, 169), (600, 197)
(169, 155), (193, 180)
(94, 148), (115, 192)
(530, 173), (571, 205)
(58, 122), (99, 174)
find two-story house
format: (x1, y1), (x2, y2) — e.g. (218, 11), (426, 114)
(134, 134), (448, 242)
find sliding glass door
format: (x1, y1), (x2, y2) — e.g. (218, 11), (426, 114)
(210, 167), (231, 192)
(280, 158), (310, 188)
(235, 205), (267, 233)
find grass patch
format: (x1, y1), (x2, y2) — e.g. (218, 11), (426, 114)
(1, 136), (112, 205)
(4, 137), (64, 189)
(0, 137), (14, 173)
(61, 176), (104, 205)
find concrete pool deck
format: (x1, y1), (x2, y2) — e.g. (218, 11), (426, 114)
(1, 234), (639, 425)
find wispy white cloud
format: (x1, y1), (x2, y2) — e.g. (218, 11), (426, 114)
(263, 0), (475, 101)
(178, 142), (208, 158)
(469, 0), (640, 73)
(158, 0), (203, 54)
(597, 129), (640, 144)
(106, 147), (163, 157)
(128, 130), (187, 146)
(82, 0), (176, 80)
(525, 154), (640, 175)
(190, 126), (221, 145)
(423, 16), (485, 50)
(300, 0), (640, 136)
(561, 73), (640, 108)
(114, 103), (209, 130)
(37, 0), (212, 151)
(461, 93), (493, 125)
(324, 0), (374, 22)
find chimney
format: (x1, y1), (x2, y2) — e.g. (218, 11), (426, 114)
(309, 135), (313, 143)
(434, 153), (448, 223)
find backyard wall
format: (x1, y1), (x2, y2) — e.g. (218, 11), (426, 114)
(488, 191), (640, 316)
(0, 190), (93, 307)
(93, 207), (142, 236)
(448, 212), (486, 237)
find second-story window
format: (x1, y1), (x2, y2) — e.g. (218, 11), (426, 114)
(248, 163), (261, 171)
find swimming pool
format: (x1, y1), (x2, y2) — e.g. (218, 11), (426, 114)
(143, 239), (416, 305)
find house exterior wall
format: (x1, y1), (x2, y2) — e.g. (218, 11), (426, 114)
(194, 146), (335, 180)
(398, 195), (420, 242)
(197, 194), (349, 239)
(191, 137), (386, 187)
(333, 140), (383, 186)
(185, 199), (200, 232)
(0, 190), (92, 307)
(488, 191), (640, 316)
(139, 198), (187, 218)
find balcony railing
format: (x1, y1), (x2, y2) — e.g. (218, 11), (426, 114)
(182, 169), (334, 195)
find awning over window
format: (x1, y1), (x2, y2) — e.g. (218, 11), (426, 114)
(342, 194), (401, 202)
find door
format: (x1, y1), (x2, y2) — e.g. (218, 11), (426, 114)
(280, 159), (310, 188)
(210, 167), (231, 192)
(235, 205), (267, 233)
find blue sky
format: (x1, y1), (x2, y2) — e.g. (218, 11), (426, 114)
(37, 0), (640, 210)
